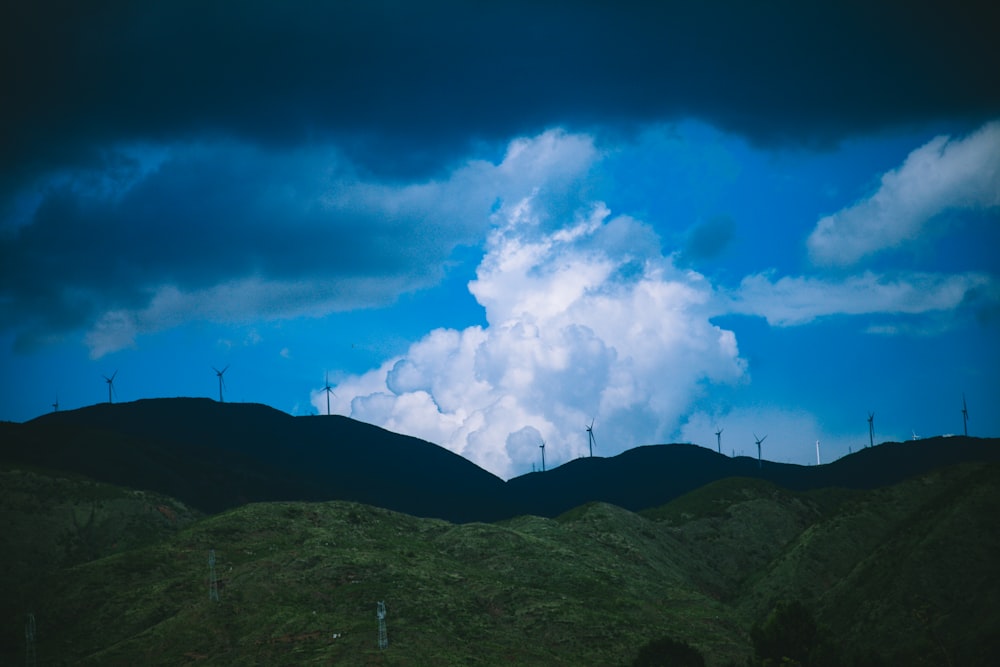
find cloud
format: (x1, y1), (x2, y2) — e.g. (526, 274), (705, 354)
(3, 1), (998, 191)
(0, 131), (598, 356)
(726, 271), (993, 326)
(807, 121), (1000, 266)
(317, 195), (747, 479)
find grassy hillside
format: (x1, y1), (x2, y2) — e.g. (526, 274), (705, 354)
(758, 463), (1000, 666)
(0, 464), (201, 658)
(4, 495), (749, 666)
(2, 462), (998, 665)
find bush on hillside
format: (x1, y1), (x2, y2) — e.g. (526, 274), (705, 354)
(631, 635), (706, 667)
(751, 600), (817, 665)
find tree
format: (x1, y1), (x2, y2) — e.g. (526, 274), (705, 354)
(632, 636), (706, 667)
(751, 600), (818, 666)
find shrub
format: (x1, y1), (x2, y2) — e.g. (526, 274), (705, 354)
(751, 600), (818, 666)
(632, 635), (706, 667)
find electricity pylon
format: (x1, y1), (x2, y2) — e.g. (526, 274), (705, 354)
(209, 549), (220, 601)
(25, 613), (36, 667)
(377, 601), (388, 649)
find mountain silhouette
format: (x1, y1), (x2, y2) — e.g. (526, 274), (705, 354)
(1, 398), (507, 522)
(2, 397), (997, 522)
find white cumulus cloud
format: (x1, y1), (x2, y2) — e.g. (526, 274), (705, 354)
(317, 195), (747, 479)
(807, 120), (1000, 266)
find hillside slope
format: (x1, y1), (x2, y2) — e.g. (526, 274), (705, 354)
(2, 461), (998, 666)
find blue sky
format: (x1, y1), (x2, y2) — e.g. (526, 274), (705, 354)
(2, 1), (998, 478)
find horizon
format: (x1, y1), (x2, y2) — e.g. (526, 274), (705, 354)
(13, 394), (992, 480)
(2, 2), (998, 479)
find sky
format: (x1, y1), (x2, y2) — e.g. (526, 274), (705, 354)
(2, 1), (999, 479)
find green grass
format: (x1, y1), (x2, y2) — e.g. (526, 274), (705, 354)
(3, 463), (998, 666)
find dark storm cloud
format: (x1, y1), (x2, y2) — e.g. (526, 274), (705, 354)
(2, 0), (999, 188)
(0, 143), (491, 348)
(3, 0), (999, 352)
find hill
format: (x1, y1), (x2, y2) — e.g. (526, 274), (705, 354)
(1, 398), (509, 522)
(1, 461), (997, 665)
(2, 398), (998, 524)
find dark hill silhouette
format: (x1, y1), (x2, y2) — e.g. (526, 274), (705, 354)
(2, 398), (508, 522)
(2, 398), (997, 522)
(506, 437), (1000, 517)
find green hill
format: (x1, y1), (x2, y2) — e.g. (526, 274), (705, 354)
(2, 462), (998, 665)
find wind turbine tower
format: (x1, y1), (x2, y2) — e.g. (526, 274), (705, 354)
(324, 373), (336, 416)
(962, 393), (969, 437)
(754, 433), (767, 469)
(103, 371), (118, 404)
(213, 366), (229, 403)
(586, 419), (596, 457)
(867, 412), (875, 448)
(715, 428), (723, 454)
(539, 440), (546, 472)
(52, 397), (59, 413)
(816, 439), (821, 465)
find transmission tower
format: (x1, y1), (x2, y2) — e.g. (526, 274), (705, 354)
(377, 600), (388, 649)
(25, 613), (36, 667)
(209, 549), (220, 601)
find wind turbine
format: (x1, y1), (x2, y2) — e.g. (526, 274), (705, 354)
(103, 371), (118, 404)
(323, 373), (336, 416)
(962, 393), (969, 436)
(754, 433), (767, 468)
(715, 428), (723, 454)
(539, 440), (546, 472)
(816, 439), (821, 466)
(867, 412), (875, 448)
(585, 419), (596, 457)
(52, 395), (59, 412)
(213, 366), (229, 403)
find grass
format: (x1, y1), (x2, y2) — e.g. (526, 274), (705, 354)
(3, 463), (998, 666)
